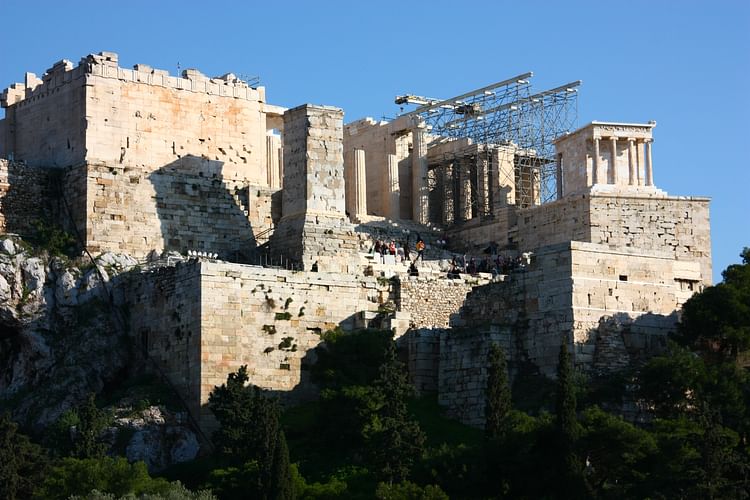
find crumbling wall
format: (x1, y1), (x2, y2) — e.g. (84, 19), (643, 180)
(0, 160), (50, 235)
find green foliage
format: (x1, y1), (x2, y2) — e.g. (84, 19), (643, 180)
(46, 409), (80, 457)
(37, 457), (176, 499)
(28, 219), (78, 258)
(365, 342), (425, 483)
(275, 312), (292, 321)
(676, 247), (750, 360)
(374, 481), (448, 499)
(554, 341), (590, 499)
(0, 413), (48, 500)
(208, 365), (293, 499)
(69, 482), (216, 499)
(484, 344), (511, 440)
(73, 393), (109, 459)
(291, 464), (347, 499)
(312, 328), (391, 389)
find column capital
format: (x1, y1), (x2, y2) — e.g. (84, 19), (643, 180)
(626, 137), (636, 143)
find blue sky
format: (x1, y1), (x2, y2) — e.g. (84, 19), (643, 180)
(1, 0), (748, 281)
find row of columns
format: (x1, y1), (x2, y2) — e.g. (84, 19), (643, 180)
(591, 136), (653, 187)
(345, 148), (401, 222)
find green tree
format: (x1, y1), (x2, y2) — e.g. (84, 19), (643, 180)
(0, 413), (48, 500)
(37, 456), (177, 499)
(73, 393), (109, 459)
(208, 365), (293, 499)
(677, 247), (750, 361)
(554, 340), (589, 499)
(485, 343), (511, 440)
(366, 342), (425, 483)
(374, 480), (448, 499)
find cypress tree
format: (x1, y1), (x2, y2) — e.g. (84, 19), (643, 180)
(270, 430), (294, 500)
(368, 341), (425, 483)
(555, 340), (589, 499)
(485, 343), (511, 440)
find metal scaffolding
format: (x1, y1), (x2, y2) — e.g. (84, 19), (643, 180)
(396, 73), (580, 216)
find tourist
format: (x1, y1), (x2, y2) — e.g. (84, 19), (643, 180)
(409, 261), (419, 277)
(415, 234), (425, 261)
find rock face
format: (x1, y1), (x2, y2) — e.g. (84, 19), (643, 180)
(112, 405), (200, 472)
(0, 237), (135, 429)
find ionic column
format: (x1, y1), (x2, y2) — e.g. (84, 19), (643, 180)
(353, 149), (367, 219)
(592, 137), (601, 185)
(637, 140), (645, 186)
(556, 153), (563, 199)
(627, 138), (636, 186)
(609, 136), (618, 184)
(266, 135), (281, 189)
(386, 154), (400, 220)
(644, 139), (654, 186)
(411, 126), (429, 224)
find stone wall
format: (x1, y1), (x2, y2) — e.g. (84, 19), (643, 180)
(2, 52), (273, 183)
(587, 195), (711, 284)
(59, 160), (275, 259)
(127, 262), (203, 420)
(0, 160), (50, 235)
(127, 260), (387, 431)
(0, 60), (87, 168)
(397, 277), (476, 328)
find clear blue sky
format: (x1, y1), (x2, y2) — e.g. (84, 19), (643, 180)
(1, 0), (747, 282)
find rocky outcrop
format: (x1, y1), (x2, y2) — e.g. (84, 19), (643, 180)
(0, 236), (136, 429)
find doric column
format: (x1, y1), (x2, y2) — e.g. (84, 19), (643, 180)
(442, 162), (454, 225)
(645, 139), (654, 186)
(386, 153), (400, 220)
(266, 135), (281, 189)
(353, 148), (367, 219)
(458, 158), (472, 221)
(556, 153), (563, 199)
(592, 136), (601, 185)
(476, 152), (489, 216)
(411, 125), (429, 224)
(627, 138), (636, 186)
(609, 136), (618, 184)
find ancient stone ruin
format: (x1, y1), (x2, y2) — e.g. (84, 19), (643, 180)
(0, 52), (711, 430)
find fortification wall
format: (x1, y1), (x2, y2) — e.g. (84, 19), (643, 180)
(126, 260), (388, 431)
(2, 52), (273, 184)
(127, 262), (203, 420)
(397, 277), (476, 329)
(0, 61), (87, 168)
(587, 195), (711, 284)
(0, 160), (50, 235)
(60, 161), (274, 259)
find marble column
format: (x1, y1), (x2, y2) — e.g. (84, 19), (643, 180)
(476, 153), (489, 216)
(443, 162), (455, 225)
(627, 138), (636, 186)
(593, 137), (601, 185)
(645, 139), (654, 186)
(411, 126), (430, 224)
(386, 154), (400, 220)
(637, 140), (645, 186)
(556, 153), (563, 199)
(266, 135), (281, 189)
(609, 136), (618, 184)
(353, 149), (367, 219)
(458, 158), (472, 221)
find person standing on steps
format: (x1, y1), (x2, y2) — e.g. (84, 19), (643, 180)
(415, 234), (425, 262)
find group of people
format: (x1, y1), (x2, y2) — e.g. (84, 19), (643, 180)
(371, 235), (426, 266)
(447, 254), (527, 278)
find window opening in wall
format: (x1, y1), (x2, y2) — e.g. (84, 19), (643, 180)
(619, 275), (628, 281)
